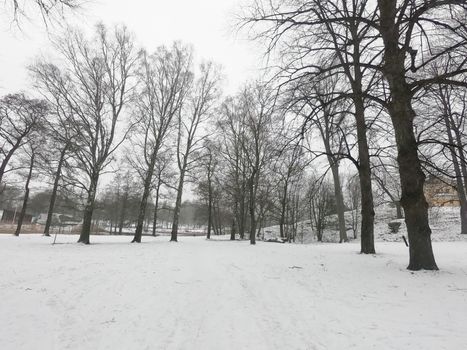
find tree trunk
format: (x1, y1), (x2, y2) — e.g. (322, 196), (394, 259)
(279, 182), (288, 239)
(378, 0), (437, 270)
(44, 145), (67, 236)
(133, 151), (157, 243)
(171, 171), (185, 242)
(78, 175), (99, 244)
(14, 152), (35, 236)
(355, 102), (375, 254)
(248, 169), (257, 245)
(351, 59), (375, 253)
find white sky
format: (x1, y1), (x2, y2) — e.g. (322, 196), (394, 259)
(0, 0), (265, 95)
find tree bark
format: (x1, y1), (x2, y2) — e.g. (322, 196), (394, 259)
(78, 174), (99, 244)
(354, 97), (375, 253)
(44, 145), (67, 236)
(14, 152), (35, 236)
(378, 0), (437, 270)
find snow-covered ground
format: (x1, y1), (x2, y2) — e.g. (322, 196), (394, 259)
(1, 234), (466, 350)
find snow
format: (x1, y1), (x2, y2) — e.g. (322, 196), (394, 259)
(1, 234), (467, 350)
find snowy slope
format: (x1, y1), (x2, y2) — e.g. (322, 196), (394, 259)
(263, 206), (467, 244)
(1, 234), (466, 350)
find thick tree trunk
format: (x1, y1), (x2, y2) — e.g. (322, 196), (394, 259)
(78, 175), (99, 244)
(44, 146), (67, 236)
(171, 171), (185, 242)
(378, 0), (437, 270)
(351, 66), (375, 253)
(355, 105), (375, 254)
(14, 153), (35, 236)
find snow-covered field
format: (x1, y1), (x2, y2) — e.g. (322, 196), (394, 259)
(1, 234), (466, 350)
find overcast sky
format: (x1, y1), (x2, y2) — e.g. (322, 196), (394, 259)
(0, 0), (264, 95)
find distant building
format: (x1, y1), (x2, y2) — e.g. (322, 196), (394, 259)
(424, 176), (460, 207)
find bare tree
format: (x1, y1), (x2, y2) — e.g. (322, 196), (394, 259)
(151, 150), (174, 236)
(295, 76), (352, 243)
(217, 96), (250, 240)
(243, 0), (380, 253)
(376, 0), (467, 270)
(14, 128), (46, 236)
(241, 83), (276, 245)
(32, 24), (137, 244)
(197, 139), (219, 239)
(305, 176), (334, 242)
(170, 61), (221, 242)
(131, 43), (193, 243)
(29, 66), (78, 236)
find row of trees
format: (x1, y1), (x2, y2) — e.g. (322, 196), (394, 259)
(0, 25), (223, 244)
(240, 0), (467, 270)
(2, 0), (467, 272)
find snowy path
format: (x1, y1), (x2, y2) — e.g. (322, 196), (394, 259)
(0, 235), (466, 350)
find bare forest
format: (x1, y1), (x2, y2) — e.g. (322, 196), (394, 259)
(2, 1), (467, 272)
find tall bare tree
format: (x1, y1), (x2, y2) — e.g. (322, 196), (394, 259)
(14, 134), (45, 236)
(32, 24), (137, 244)
(243, 0), (380, 253)
(376, 0), (467, 270)
(241, 83), (276, 245)
(131, 43), (193, 243)
(0, 94), (46, 190)
(170, 61), (221, 242)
